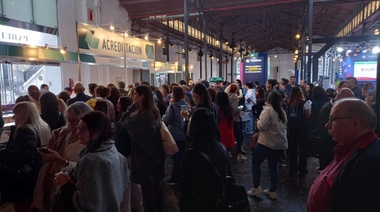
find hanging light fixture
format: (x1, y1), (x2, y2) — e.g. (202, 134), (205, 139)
(60, 45), (67, 54)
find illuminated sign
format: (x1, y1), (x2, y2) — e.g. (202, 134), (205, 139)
(0, 25), (58, 47)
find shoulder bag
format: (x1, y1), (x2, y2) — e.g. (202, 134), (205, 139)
(160, 121), (179, 155)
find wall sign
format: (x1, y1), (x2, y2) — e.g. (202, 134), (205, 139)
(77, 23), (155, 66)
(0, 24), (58, 47)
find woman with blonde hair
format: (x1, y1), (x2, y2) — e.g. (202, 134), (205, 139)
(0, 102), (50, 211)
(127, 87), (136, 98)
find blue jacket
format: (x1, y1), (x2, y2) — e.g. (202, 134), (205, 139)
(162, 99), (188, 141)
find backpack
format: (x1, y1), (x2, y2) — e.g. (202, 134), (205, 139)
(191, 149), (250, 212)
(287, 101), (308, 131)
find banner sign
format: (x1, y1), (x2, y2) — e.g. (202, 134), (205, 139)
(77, 23), (155, 66)
(0, 24), (58, 47)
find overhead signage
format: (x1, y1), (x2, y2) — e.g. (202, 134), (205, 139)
(77, 23), (155, 64)
(0, 24), (58, 47)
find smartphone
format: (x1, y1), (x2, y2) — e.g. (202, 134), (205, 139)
(37, 147), (50, 153)
(181, 105), (188, 112)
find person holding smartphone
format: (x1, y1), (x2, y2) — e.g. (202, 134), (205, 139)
(32, 102), (93, 212)
(162, 86), (189, 185)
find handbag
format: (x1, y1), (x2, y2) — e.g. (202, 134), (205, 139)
(251, 132), (259, 148)
(0, 164), (32, 202)
(195, 150), (250, 212)
(160, 121), (179, 155)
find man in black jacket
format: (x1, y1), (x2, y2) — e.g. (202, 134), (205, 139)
(344, 77), (362, 99)
(67, 82), (91, 106)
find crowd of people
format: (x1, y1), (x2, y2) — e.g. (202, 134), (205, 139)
(0, 75), (379, 211)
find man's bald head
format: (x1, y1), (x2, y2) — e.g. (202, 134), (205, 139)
(335, 88), (354, 101)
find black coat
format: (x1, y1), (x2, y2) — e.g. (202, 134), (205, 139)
(67, 93), (91, 106)
(0, 126), (44, 201)
(179, 139), (231, 212)
(331, 138), (380, 211)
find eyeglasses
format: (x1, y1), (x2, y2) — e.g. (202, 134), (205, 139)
(328, 116), (353, 123)
(67, 118), (77, 124)
(76, 126), (87, 134)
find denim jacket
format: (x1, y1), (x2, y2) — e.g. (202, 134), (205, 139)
(162, 99), (188, 141)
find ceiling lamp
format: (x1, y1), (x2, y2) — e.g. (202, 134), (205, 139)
(336, 47), (343, 53)
(109, 23), (115, 31)
(295, 33), (301, 39)
(60, 45), (67, 54)
(198, 50), (204, 57)
(372, 46), (380, 54)
(157, 38), (162, 44)
(375, 28), (379, 35)
(209, 53), (214, 59)
(144, 33), (149, 40)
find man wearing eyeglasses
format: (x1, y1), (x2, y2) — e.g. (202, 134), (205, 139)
(307, 98), (380, 211)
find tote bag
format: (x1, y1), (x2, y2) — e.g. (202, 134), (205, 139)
(160, 122), (179, 155)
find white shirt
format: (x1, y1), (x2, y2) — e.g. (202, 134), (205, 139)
(245, 89), (256, 110)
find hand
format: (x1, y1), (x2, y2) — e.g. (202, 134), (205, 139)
(251, 133), (259, 148)
(54, 171), (69, 186)
(181, 108), (190, 118)
(38, 149), (65, 164)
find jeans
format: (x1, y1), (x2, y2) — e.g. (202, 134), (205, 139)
(245, 110), (254, 132)
(252, 143), (284, 191)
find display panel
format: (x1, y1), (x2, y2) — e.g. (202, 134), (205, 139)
(353, 61), (377, 81)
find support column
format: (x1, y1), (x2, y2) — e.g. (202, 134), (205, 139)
(184, 0), (189, 83)
(307, 0), (313, 82)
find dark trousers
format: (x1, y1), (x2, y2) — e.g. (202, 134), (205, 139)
(288, 130), (308, 175)
(233, 121), (243, 153)
(170, 140), (187, 182)
(318, 139), (336, 169)
(141, 183), (164, 212)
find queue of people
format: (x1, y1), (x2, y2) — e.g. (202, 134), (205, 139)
(0, 75), (379, 212)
